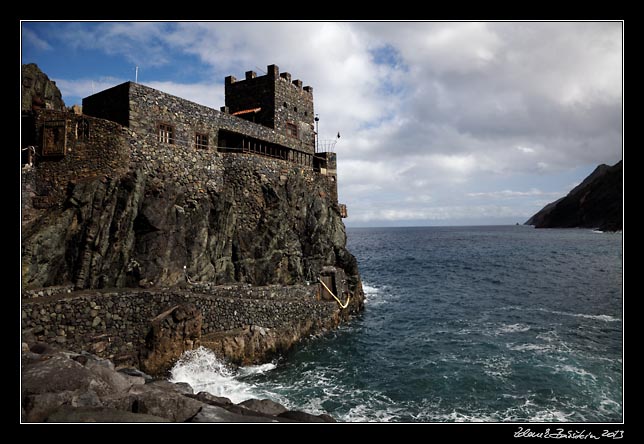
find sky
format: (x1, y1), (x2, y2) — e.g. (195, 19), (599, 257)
(21, 21), (623, 227)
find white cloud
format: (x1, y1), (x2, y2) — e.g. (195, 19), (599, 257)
(467, 189), (561, 199)
(38, 21), (621, 225)
(56, 77), (125, 105)
(22, 28), (51, 51)
(145, 81), (223, 109)
(46, 22), (174, 67)
(348, 204), (527, 223)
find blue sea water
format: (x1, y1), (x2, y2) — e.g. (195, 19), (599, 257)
(171, 225), (623, 422)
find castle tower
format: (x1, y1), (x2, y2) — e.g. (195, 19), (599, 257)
(225, 64), (315, 154)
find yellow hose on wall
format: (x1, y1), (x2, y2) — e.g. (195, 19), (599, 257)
(318, 278), (351, 309)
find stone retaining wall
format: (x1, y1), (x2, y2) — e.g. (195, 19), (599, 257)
(30, 110), (129, 204)
(21, 285), (336, 363)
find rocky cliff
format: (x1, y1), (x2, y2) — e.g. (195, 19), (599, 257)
(22, 158), (360, 293)
(22, 63), (65, 112)
(525, 160), (622, 231)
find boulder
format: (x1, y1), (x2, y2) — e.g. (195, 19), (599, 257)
(46, 406), (169, 423)
(278, 410), (336, 423)
(21, 349), (140, 422)
(147, 379), (194, 395)
(140, 304), (202, 376)
(186, 391), (233, 407)
(117, 367), (154, 382)
(190, 405), (278, 423)
(239, 398), (288, 416)
(125, 382), (204, 422)
(22, 353), (112, 396)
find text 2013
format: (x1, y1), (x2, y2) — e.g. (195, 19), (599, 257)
(514, 427), (624, 439)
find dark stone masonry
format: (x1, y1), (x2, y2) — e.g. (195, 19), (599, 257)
(21, 62), (363, 394)
(22, 284), (339, 367)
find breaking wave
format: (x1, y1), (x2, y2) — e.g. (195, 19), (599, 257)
(169, 347), (282, 405)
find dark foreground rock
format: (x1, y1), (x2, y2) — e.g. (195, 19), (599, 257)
(21, 342), (336, 423)
(525, 160), (622, 231)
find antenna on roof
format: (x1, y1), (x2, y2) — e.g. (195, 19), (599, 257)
(254, 66), (267, 75)
(135, 66), (139, 83)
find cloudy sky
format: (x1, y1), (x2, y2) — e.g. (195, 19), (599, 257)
(21, 21), (622, 227)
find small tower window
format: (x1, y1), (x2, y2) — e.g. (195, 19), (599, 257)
(304, 111), (308, 117)
(286, 122), (298, 138)
(195, 132), (209, 149)
(283, 102), (288, 108)
(76, 118), (90, 141)
(157, 123), (174, 144)
(293, 106), (298, 113)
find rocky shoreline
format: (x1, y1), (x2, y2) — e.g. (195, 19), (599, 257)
(21, 340), (336, 423)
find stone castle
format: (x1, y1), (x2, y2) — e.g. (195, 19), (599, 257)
(22, 63), (345, 216)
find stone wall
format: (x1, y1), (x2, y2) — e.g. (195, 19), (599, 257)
(21, 284), (337, 364)
(129, 130), (339, 224)
(273, 71), (315, 150)
(83, 82), (315, 158)
(25, 110), (129, 207)
(81, 82), (130, 127)
(225, 68), (277, 130)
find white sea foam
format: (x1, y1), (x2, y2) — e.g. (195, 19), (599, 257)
(341, 404), (404, 422)
(536, 330), (559, 342)
(169, 347), (278, 404)
(496, 323), (531, 335)
(598, 398), (622, 416)
(501, 306), (621, 323)
(507, 343), (553, 353)
(552, 364), (597, 381)
(362, 283), (380, 296)
(429, 410), (497, 422)
(537, 308), (621, 322)
(362, 282), (391, 306)
(237, 362), (277, 377)
(527, 408), (577, 422)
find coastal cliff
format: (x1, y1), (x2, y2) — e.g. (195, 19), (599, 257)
(21, 64), (364, 389)
(525, 160), (622, 231)
(22, 156), (360, 293)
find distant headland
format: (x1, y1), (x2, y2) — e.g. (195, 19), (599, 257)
(525, 160), (622, 231)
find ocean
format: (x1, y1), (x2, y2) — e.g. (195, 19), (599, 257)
(170, 225), (623, 422)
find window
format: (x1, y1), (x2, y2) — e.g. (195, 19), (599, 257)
(195, 132), (209, 149)
(157, 123), (174, 144)
(283, 102), (288, 108)
(76, 119), (90, 141)
(286, 122), (298, 138)
(293, 106), (298, 113)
